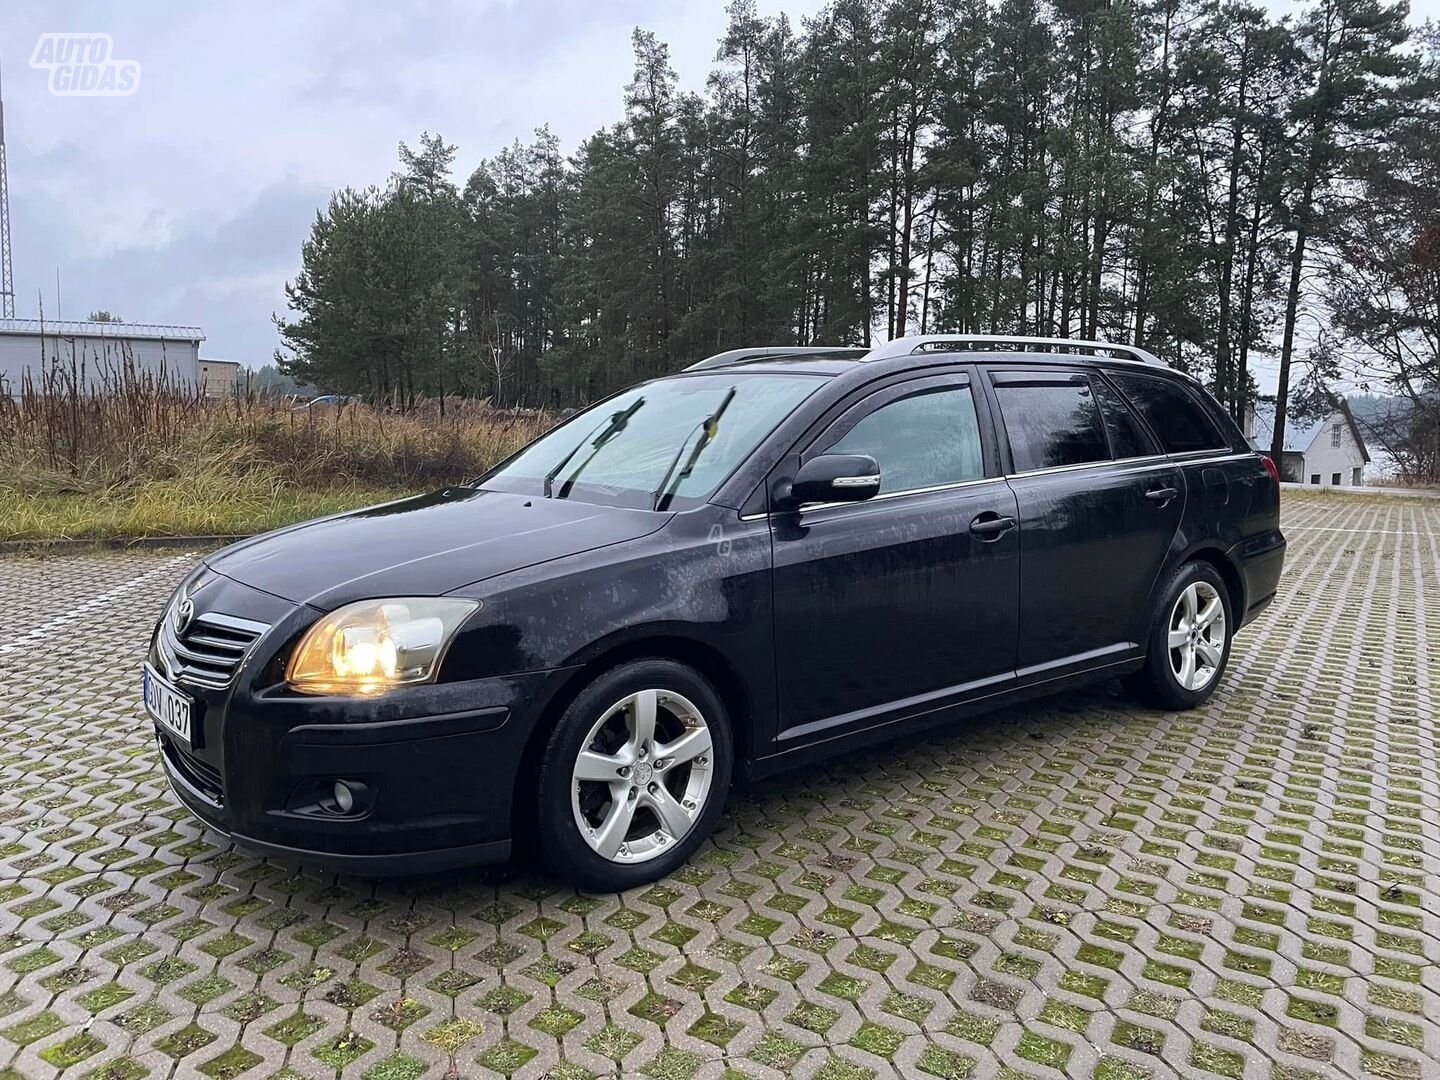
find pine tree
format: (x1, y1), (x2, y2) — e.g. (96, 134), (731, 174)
(1268, 0), (1412, 462)
(275, 0), (1430, 418)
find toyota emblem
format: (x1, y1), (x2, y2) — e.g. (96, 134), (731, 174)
(173, 597), (196, 636)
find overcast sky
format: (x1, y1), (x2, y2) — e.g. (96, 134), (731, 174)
(2, 0), (1435, 389)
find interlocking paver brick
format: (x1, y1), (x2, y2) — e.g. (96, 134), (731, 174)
(0, 491), (1437, 1078)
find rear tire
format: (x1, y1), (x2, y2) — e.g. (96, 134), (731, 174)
(1128, 561), (1233, 710)
(535, 659), (733, 892)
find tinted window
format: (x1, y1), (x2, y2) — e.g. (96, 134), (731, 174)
(825, 385), (983, 492)
(1091, 377), (1151, 459)
(1111, 373), (1225, 453)
(995, 380), (1109, 472)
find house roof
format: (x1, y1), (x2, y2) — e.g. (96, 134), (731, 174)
(1249, 399), (1370, 463)
(0, 318), (204, 343)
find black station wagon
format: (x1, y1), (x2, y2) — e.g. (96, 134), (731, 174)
(146, 335), (1286, 890)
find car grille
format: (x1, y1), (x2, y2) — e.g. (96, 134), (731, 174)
(159, 734), (224, 803)
(159, 608), (269, 689)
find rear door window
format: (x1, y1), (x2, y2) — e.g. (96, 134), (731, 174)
(992, 376), (1109, 473)
(1110, 372), (1226, 453)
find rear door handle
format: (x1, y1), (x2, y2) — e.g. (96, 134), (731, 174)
(969, 512), (1017, 540)
(1144, 487), (1179, 504)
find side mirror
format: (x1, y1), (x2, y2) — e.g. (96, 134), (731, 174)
(783, 454), (881, 508)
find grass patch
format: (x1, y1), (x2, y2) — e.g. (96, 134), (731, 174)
(0, 377), (551, 541)
(0, 483), (402, 542)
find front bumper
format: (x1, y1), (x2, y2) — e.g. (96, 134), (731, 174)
(155, 698), (534, 875)
(149, 570), (573, 876)
(158, 741), (512, 874)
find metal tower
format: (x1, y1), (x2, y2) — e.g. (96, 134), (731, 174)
(0, 56), (14, 319)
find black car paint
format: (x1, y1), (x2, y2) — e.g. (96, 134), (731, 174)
(208, 486), (668, 609)
(150, 352), (1286, 874)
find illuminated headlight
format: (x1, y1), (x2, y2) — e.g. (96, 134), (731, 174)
(285, 598), (479, 696)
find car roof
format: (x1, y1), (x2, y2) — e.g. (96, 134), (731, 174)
(679, 351), (1176, 383)
(683, 357), (863, 376)
(681, 335), (1177, 382)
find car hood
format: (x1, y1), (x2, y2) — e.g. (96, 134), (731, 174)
(206, 487), (667, 609)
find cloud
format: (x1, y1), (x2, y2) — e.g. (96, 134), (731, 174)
(11, 163), (327, 361)
(0, 0), (820, 363)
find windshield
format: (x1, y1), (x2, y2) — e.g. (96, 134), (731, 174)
(482, 374), (824, 510)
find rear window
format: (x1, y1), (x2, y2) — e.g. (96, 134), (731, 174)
(994, 379), (1109, 472)
(1110, 372), (1226, 453)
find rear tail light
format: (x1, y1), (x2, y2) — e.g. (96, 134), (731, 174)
(1260, 454), (1280, 485)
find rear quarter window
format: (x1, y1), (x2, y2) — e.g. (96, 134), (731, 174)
(1109, 372), (1227, 454)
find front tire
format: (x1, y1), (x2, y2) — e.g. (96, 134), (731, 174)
(1129, 561), (1233, 710)
(535, 659), (733, 891)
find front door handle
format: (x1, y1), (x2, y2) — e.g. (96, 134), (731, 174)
(969, 512), (1017, 540)
(1144, 487), (1179, 505)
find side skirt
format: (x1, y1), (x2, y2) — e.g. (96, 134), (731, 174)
(747, 656), (1145, 782)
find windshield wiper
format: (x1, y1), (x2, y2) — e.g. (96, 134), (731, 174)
(543, 397), (645, 498)
(651, 386), (738, 511)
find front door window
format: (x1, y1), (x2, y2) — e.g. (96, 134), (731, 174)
(822, 385), (984, 493)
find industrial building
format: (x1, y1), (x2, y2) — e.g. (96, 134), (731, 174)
(0, 318), (203, 394)
(198, 358), (241, 396)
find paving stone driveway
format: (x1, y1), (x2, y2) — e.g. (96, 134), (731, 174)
(0, 493), (1436, 1080)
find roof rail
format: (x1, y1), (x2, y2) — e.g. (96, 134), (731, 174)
(686, 346), (870, 371)
(862, 334), (1163, 366)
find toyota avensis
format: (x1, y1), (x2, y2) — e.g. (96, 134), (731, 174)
(145, 335), (1286, 890)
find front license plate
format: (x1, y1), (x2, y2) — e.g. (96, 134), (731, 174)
(144, 664), (192, 743)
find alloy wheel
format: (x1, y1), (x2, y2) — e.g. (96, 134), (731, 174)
(1168, 580), (1226, 692)
(570, 689), (715, 864)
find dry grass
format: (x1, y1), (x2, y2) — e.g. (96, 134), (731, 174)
(0, 359), (554, 541)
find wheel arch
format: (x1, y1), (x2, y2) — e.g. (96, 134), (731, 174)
(1186, 550), (1244, 624)
(510, 632), (756, 843)
(1177, 544), (1246, 630)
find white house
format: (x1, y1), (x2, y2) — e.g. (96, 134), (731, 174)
(1247, 400), (1370, 487)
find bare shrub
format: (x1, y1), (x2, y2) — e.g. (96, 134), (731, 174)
(0, 354), (554, 498)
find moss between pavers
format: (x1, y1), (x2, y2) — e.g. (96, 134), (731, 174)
(359, 1054), (428, 1080)
(850, 1020), (905, 1058)
(687, 1009), (743, 1047)
(917, 1044), (976, 1079)
(477, 1039), (539, 1076)
(154, 1023), (217, 1059)
(1016, 1029), (1073, 1070)
(1188, 1041), (1245, 1078)
(197, 1046), (263, 1080)
(1112, 1020), (1165, 1057)
(420, 1016), (482, 1052)
(313, 1031), (372, 1071)
(38, 1032), (105, 1068)
(1037, 997), (1091, 1034)
(587, 1023), (642, 1060)
(748, 1030), (805, 1071)
(725, 981), (779, 1010)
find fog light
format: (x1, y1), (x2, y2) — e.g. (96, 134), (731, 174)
(333, 781), (355, 814)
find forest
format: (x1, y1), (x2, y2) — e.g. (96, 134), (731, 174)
(275, 0), (1440, 475)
